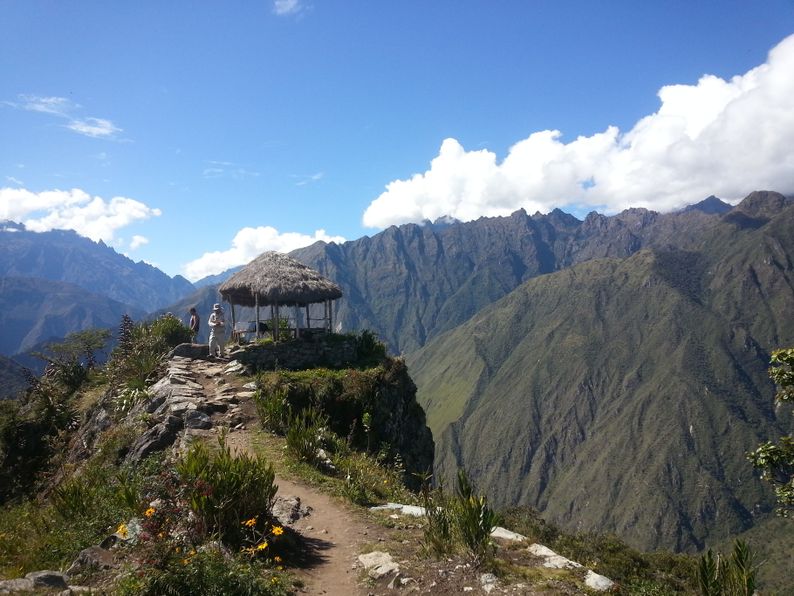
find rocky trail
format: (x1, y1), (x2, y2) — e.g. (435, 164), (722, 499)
(114, 351), (616, 595)
(176, 355), (372, 596)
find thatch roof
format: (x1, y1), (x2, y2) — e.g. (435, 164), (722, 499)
(218, 251), (342, 307)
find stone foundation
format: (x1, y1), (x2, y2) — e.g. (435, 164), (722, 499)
(230, 335), (358, 371)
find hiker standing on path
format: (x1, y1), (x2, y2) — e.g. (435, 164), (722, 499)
(208, 303), (226, 358)
(189, 307), (200, 343)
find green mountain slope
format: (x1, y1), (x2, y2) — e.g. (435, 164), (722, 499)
(408, 196), (794, 553)
(0, 222), (195, 313)
(0, 355), (27, 399)
(0, 277), (145, 357)
(291, 200), (730, 354)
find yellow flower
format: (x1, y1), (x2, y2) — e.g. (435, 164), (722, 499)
(181, 558), (189, 566)
(271, 525), (284, 536)
(256, 541), (268, 551)
(276, 565), (284, 571)
(144, 507), (156, 518)
(116, 523), (128, 539)
(274, 556), (283, 563)
(243, 517), (258, 528)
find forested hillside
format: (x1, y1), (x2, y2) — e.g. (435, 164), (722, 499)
(408, 193), (794, 553)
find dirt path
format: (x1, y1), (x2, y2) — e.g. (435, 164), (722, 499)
(191, 358), (371, 596)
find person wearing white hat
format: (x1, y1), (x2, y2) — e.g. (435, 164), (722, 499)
(208, 303), (226, 358)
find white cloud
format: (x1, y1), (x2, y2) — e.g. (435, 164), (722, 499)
(363, 34), (794, 228)
(5, 176), (23, 186)
(14, 94), (77, 116)
(273, 0), (303, 16)
(66, 117), (122, 139)
(182, 226), (345, 281)
(129, 235), (149, 250)
(6, 94), (123, 140)
(0, 187), (161, 243)
(294, 171), (324, 186)
(203, 160), (260, 179)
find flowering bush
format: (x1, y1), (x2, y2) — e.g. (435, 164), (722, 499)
(176, 433), (277, 547)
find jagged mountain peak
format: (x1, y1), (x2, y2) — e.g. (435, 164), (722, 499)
(682, 195), (732, 215)
(731, 190), (790, 218)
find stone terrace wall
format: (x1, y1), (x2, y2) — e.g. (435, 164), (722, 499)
(232, 335), (357, 371)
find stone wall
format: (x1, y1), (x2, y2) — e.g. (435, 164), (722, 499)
(231, 335), (358, 371)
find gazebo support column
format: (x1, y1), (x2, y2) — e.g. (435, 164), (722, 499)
(330, 299), (334, 333)
(230, 302), (237, 343)
(255, 294), (260, 339)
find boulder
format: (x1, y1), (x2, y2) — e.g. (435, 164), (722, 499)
(67, 546), (116, 575)
(25, 570), (69, 589)
(584, 570), (615, 592)
(185, 410), (212, 429)
(127, 415), (183, 462)
(358, 551), (399, 579)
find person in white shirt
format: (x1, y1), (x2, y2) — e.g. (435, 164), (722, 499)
(208, 303), (226, 358)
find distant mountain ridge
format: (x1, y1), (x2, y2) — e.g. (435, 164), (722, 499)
(0, 222), (195, 313)
(290, 194), (781, 354)
(407, 191), (794, 552)
(0, 276), (145, 357)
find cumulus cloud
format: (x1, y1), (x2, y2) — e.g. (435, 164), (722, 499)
(129, 235), (149, 250)
(363, 34), (794, 228)
(0, 187), (161, 243)
(182, 226), (345, 281)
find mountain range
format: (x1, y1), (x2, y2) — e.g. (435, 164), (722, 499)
(0, 222), (194, 314)
(0, 222), (195, 359)
(286, 191), (794, 553)
(3, 192), (792, 559)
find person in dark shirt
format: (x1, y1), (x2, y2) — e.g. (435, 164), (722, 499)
(189, 307), (200, 343)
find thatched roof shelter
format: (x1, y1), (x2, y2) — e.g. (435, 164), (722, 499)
(219, 251), (342, 341)
(219, 251), (342, 307)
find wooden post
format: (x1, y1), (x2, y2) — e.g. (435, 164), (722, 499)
(306, 305), (311, 329)
(271, 304), (276, 341)
(230, 302), (237, 343)
(329, 299), (334, 333)
(275, 303), (281, 342)
(255, 293), (260, 339)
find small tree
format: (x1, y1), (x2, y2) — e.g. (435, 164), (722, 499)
(749, 348), (794, 517)
(35, 328), (111, 391)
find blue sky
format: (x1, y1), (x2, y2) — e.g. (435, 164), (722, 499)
(2, 1), (794, 280)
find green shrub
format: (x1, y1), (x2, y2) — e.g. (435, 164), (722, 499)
(451, 470), (498, 567)
(176, 434), (277, 547)
(117, 548), (289, 596)
(419, 477), (453, 557)
(285, 408), (329, 465)
(0, 458), (141, 575)
(106, 314), (189, 392)
(354, 330), (387, 366)
(151, 315), (193, 348)
(420, 471), (498, 567)
(254, 387), (292, 434)
(698, 540), (759, 596)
